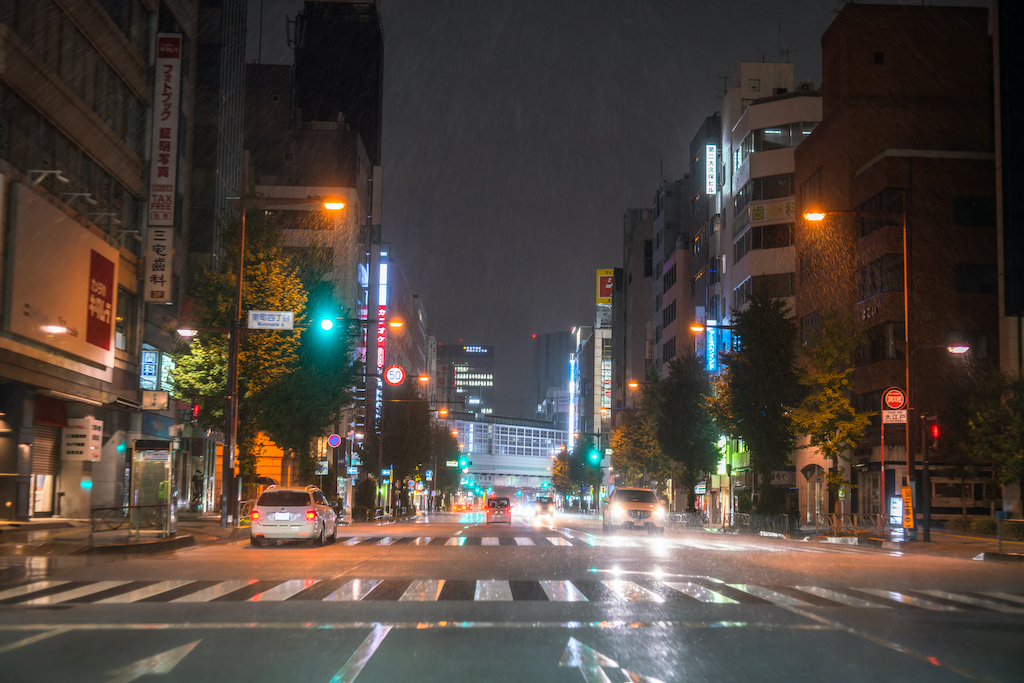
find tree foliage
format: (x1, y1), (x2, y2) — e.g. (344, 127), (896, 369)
(968, 373), (1024, 489)
(650, 355), (720, 508)
(709, 290), (802, 510)
(609, 407), (661, 486)
(791, 311), (871, 512)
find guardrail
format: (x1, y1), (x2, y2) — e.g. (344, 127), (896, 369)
(89, 504), (172, 544)
(815, 512), (885, 536)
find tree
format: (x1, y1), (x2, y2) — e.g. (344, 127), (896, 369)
(968, 373), (1024, 494)
(791, 311), (871, 513)
(172, 208), (306, 477)
(609, 410), (659, 486)
(651, 355), (721, 509)
(552, 454), (573, 495)
(709, 289), (802, 511)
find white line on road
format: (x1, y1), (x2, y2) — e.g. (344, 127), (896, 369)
(0, 581), (69, 601)
(21, 581), (132, 606)
(513, 537), (535, 546)
(0, 627), (69, 655)
(97, 581), (196, 604)
(329, 625), (392, 683)
(475, 580), (513, 601)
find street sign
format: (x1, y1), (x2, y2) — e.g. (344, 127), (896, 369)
(901, 486), (914, 529)
(247, 310), (294, 330)
(883, 387), (906, 410)
(382, 468), (392, 475)
(315, 459), (328, 475)
(425, 469), (433, 479)
(446, 460), (458, 467)
(327, 433), (341, 448)
(384, 365), (405, 386)
(346, 466), (359, 475)
(882, 409), (907, 424)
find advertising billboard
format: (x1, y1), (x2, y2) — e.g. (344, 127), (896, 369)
(148, 34), (182, 227)
(7, 185), (119, 368)
(596, 269), (614, 304)
(705, 144), (717, 195)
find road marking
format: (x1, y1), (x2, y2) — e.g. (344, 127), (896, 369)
(546, 536), (572, 546)
(411, 536), (433, 545)
(920, 590), (1024, 613)
(539, 581), (588, 602)
(0, 581), (69, 601)
(728, 584), (814, 607)
(342, 537), (363, 546)
(171, 580), (255, 603)
(399, 579), (444, 601)
(324, 579), (382, 601)
(855, 587), (962, 611)
(980, 591), (1024, 606)
(663, 582), (737, 604)
(482, 537), (499, 545)
(602, 580), (664, 603)
(475, 580), (513, 601)
(792, 586), (889, 608)
(104, 639), (200, 683)
(558, 636), (666, 683)
(97, 581), (196, 604)
(445, 537), (466, 546)
(251, 579), (319, 602)
(329, 625), (391, 683)
(0, 627), (69, 655)
(513, 537), (535, 546)
(376, 537), (397, 546)
(21, 581), (132, 606)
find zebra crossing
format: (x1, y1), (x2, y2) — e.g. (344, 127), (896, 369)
(2, 575), (1022, 611)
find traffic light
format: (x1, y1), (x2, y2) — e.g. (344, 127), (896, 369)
(584, 443), (600, 467)
(926, 416), (940, 450)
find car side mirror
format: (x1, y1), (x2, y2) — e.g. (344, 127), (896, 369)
(331, 501), (340, 509)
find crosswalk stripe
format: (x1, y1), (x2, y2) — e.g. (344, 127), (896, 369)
(324, 579), (381, 601)
(728, 584), (815, 607)
(172, 580), (255, 603)
(547, 537), (572, 546)
(445, 537), (466, 546)
(980, 591), (1024, 606)
(411, 536), (434, 545)
(539, 580), (588, 602)
(376, 537), (397, 546)
(792, 586), (887, 608)
(482, 537), (499, 546)
(341, 537), (363, 546)
(854, 588), (962, 611)
(919, 590), (1024, 613)
(513, 537), (535, 546)
(400, 579), (444, 601)
(21, 581), (132, 606)
(663, 582), (737, 604)
(252, 579), (319, 602)
(475, 580), (514, 601)
(96, 580), (195, 604)
(602, 580), (664, 602)
(0, 581), (68, 601)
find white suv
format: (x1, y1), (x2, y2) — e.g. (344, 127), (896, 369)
(602, 487), (666, 535)
(250, 486), (338, 547)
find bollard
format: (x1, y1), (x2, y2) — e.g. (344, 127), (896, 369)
(995, 511), (1007, 553)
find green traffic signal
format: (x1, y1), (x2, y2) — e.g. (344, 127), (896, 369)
(319, 318), (334, 331)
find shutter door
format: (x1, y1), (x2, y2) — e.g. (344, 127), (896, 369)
(31, 424), (62, 476)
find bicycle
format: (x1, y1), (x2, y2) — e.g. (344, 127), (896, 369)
(95, 507), (127, 531)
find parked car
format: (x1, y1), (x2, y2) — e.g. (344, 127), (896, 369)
(602, 487), (665, 535)
(485, 496), (512, 524)
(249, 485), (339, 547)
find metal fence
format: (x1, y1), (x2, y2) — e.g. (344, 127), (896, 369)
(814, 512), (885, 536)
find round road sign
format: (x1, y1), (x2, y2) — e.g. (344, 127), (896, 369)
(883, 387), (906, 410)
(327, 433), (341, 448)
(384, 365), (405, 386)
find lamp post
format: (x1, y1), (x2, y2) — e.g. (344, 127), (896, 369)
(804, 190), (912, 535)
(220, 152), (345, 527)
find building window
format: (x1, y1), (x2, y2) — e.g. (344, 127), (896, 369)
(856, 322), (903, 367)
(662, 300), (676, 329)
(856, 254), (904, 302)
(643, 240), (653, 277)
(662, 337), (676, 363)
(733, 173), (795, 216)
(953, 197), (996, 227)
(855, 189), (904, 238)
(115, 288), (137, 352)
(954, 263), (997, 293)
(801, 310), (823, 346)
(663, 264), (677, 292)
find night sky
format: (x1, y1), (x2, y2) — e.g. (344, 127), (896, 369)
(248, 0), (986, 417)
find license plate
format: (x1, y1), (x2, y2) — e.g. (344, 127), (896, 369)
(274, 512), (290, 521)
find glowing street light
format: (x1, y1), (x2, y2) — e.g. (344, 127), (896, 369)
(323, 201), (345, 210)
(947, 344), (970, 355)
(388, 320), (403, 329)
(689, 323), (706, 333)
(803, 211), (827, 221)
(418, 375), (430, 382)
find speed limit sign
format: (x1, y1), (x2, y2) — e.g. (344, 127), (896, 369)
(384, 365), (405, 386)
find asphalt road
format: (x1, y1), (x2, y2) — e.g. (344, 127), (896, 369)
(0, 512), (1022, 682)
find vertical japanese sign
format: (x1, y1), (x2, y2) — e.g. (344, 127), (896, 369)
(596, 269), (614, 304)
(143, 228), (171, 302)
(148, 34), (181, 227)
(705, 144), (717, 195)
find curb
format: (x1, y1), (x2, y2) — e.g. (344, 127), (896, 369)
(0, 521), (76, 535)
(973, 552), (1024, 563)
(81, 534), (196, 555)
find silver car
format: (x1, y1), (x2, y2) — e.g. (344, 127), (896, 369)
(250, 486), (338, 547)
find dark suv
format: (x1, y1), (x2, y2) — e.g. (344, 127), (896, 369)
(534, 495), (555, 518)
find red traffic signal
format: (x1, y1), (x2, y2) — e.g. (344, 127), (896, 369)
(930, 423), (940, 441)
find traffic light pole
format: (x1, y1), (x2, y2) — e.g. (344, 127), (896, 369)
(921, 414), (933, 542)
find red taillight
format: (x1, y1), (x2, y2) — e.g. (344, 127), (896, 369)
(305, 509), (316, 521)
(251, 510), (260, 522)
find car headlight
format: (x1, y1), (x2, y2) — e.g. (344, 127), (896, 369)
(611, 504), (624, 516)
(654, 507), (665, 519)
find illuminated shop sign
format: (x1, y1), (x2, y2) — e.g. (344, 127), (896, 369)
(705, 144), (717, 195)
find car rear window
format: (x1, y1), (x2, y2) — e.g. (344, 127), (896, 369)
(489, 498), (509, 508)
(537, 497), (552, 503)
(614, 489), (658, 504)
(258, 490), (311, 507)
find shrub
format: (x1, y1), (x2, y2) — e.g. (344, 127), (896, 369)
(944, 516), (973, 532)
(970, 516), (998, 535)
(354, 476), (377, 509)
(1010, 522), (1024, 541)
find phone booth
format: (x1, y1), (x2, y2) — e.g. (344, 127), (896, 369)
(132, 439), (176, 537)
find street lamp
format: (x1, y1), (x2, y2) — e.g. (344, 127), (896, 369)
(388, 320), (403, 329)
(804, 191), (913, 535)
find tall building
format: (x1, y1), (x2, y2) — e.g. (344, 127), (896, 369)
(650, 178), (690, 376)
(532, 331), (573, 406)
(793, 4), (997, 520)
(293, 0), (385, 166)
(613, 210), (653, 412)
(437, 344), (495, 415)
(0, 2), (203, 519)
